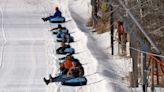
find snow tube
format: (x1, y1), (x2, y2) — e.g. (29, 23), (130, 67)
(53, 28), (68, 34)
(56, 36), (74, 43)
(57, 32), (65, 38)
(64, 48), (75, 54)
(61, 76), (87, 86)
(49, 17), (65, 23)
(56, 47), (75, 54)
(52, 29), (58, 34)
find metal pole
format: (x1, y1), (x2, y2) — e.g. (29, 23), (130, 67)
(118, 0), (160, 54)
(110, 5), (114, 55)
(141, 52), (147, 92)
(151, 59), (155, 92)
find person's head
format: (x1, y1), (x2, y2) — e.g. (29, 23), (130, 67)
(58, 24), (62, 30)
(65, 54), (73, 61)
(55, 7), (59, 11)
(58, 24), (62, 28)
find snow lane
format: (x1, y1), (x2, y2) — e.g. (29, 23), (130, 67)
(44, 0), (129, 92)
(0, 0), (52, 91)
(0, 8), (7, 69)
(48, 0), (105, 92)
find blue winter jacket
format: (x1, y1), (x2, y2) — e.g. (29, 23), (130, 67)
(54, 10), (62, 17)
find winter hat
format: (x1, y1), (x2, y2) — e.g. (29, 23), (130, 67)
(56, 7), (59, 11)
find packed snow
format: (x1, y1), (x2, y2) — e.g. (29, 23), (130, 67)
(0, 0), (163, 92)
(46, 0), (130, 92)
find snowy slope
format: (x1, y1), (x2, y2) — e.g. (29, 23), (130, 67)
(0, 0), (162, 92)
(47, 0), (130, 92)
(67, 0), (164, 92)
(0, 0), (54, 92)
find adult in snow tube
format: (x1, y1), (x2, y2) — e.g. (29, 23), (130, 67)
(60, 64), (86, 86)
(56, 43), (75, 54)
(59, 54), (76, 75)
(59, 55), (84, 76)
(42, 7), (65, 23)
(43, 55), (86, 86)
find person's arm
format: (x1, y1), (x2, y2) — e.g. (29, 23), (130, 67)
(66, 66), (74, 77)
(58, 57), (65, 60)
(50, 27), (58, 31)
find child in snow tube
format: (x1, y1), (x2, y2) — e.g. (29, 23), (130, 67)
(50, 24), (68, 34)
(42, 7), (65, 23)
(56, 26), (74, 43)
(56, 42), (75, 54)
(57, 33), (74, 43)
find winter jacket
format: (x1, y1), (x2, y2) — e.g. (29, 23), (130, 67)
(60, 58), (74, 69)
(54, 10), (62, 17)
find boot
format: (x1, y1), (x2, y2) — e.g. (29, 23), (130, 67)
(43, 78), (49, 85)
(42, 18), (47, 22)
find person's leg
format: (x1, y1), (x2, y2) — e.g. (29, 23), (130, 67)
(43, 74), (63, 85)
(51, 75), (74, 82)
(48, 16), (55, 21)
(62, 69), (69, 75)
(43, 74), (64, 85)
(42, 16), (54, 21)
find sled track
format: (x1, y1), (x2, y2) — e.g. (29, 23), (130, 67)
(0, 4), (7, 69)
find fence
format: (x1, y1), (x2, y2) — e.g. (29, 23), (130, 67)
(91, 0), (164, 91)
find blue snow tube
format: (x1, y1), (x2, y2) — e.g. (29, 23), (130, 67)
(52, 29), (59, 34)
(56, 36), (74, 43)
(57, 31), (65, 38)
(49, 17), (65, 23)
(64, 48), (75, 54)
(61, 76), (87, 86)
(53, 28), (68, 34)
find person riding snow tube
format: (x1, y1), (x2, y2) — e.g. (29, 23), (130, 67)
(59, 54), (75, 75)
(56, 27), (74, 43)
(60, 61), (86, 86)
(42, 7), (65, 23)
(57, 32), (74, 43)
(56, 43), (75, 54)
(43, 74), (87, 86)
(59, 55), (84, 76)
(51, 24), (68, 34)
(43, 55), (87, 86)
